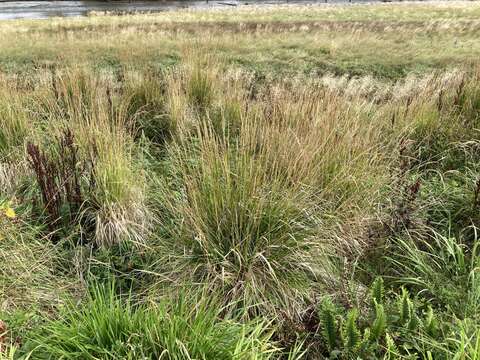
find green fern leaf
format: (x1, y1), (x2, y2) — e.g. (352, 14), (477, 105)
(370, 277), (384, 306)
(385, 333), (399, 360)
(320, 298), (338, 351)
(371, 301), (387, 341)
(398, 288), (411, 325)
(407, 312), (419, 331)
(343, 308), (360, 351)
(424, 306), (439, 338)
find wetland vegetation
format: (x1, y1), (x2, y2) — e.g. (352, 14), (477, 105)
(1, 2), (480, 359)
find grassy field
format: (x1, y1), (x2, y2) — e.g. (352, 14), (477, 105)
(2, 2), (480, 78)
(1, 2), (480, 359)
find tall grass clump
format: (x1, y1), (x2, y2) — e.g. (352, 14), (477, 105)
(83, 122), (150, 247)
(0, 90), (29, 158)
(157, 122), (318, 312)
(383, 69), (480, 170)
(123, 70), (174, 144)
(243, 81), (389, 261)
(185, 54), (216, 113)
(28, 283), (281, 360)
(24, 68), (151, 247)
(151, 69), (392, 314)
(255, 83), (385, 208)
(87, 121), (150, 247)
(161, 54), (218, 137)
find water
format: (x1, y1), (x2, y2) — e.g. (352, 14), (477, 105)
(0, 0), (389, 20)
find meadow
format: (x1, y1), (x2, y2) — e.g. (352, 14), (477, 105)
(1, 1), (480, 359)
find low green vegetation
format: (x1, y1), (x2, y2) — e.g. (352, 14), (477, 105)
(26, 284), (284, 360)
(1, 2), (480, 359)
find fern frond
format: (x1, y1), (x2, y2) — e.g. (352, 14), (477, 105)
(407, 312), (420, 331)
(320, 298), (338, 351)
(371, 301), (387, 341)
(370, 277), (384, 306)
(343, 308), (360, 351)
(358, 328), (373, 355)
(423, 306), (439, 338)
(398, 287), (411, 325)
(385, 333), (400, 360)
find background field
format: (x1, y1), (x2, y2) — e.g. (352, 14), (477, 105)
(2, 2), (480, 78)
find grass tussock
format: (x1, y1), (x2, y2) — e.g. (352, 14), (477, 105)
(0, 91), (29, 159)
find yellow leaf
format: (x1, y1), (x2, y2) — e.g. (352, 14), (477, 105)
(4, 207), (16, 219)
